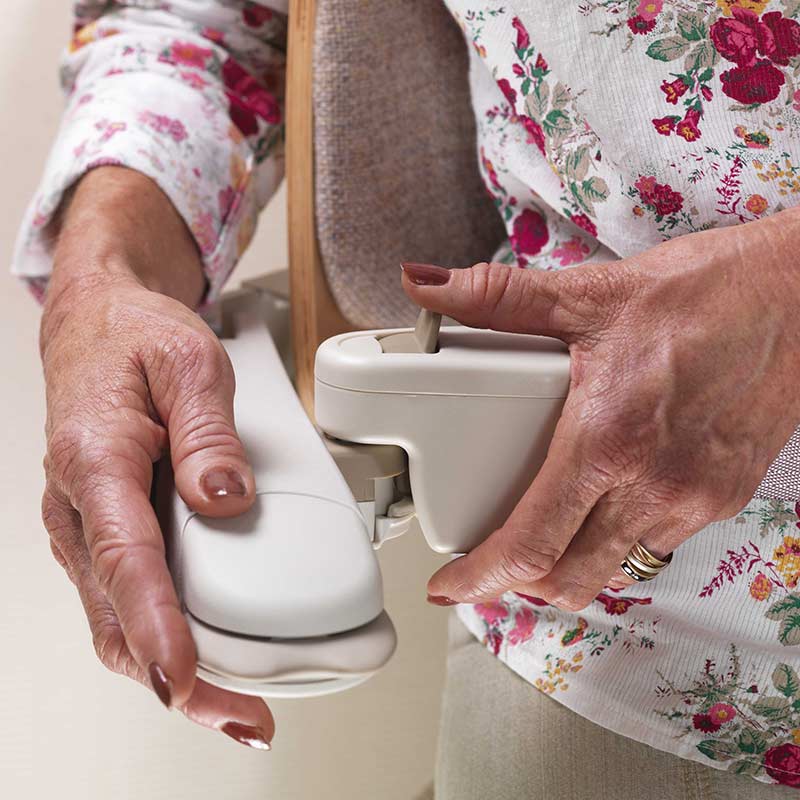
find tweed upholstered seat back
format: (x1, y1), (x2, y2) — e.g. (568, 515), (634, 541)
(312, 0), (504, 329)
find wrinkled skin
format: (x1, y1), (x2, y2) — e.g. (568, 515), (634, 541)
(403, 209), (800, 611)
(40, 167), (273, 748)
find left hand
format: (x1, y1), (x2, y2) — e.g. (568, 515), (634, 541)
(401, 208), (800, 610)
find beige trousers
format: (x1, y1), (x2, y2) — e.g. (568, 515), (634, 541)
(433, 617), (798, 800)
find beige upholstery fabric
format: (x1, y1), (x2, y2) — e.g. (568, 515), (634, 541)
(312, 0), (504, 329)
(435, 617), (800, 800)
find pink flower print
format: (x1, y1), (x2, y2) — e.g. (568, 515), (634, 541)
(636, 0), (663, 20)
(520, 116), (546, 154)
(139, 111), (188, 143)
(760, 12), (800, 66)
(512, 17), (530, 52)
(569, 213), (598, 238)
(552, 235), (590, 267)
(78, 93), (93, 106)
(192, 211), (218, 256)
(507, 607), (537, 646)
(561, 618), (588, 647)
(750, 570), (774, 599)
(486, 628), (503, 656)
(218, 186), (239, 220)
(635, 176), (684, 216)
(594, 592), (653, 616)
(692, 713), (721, 733)
(510, 208), (549, 260)
(496, 78), (517, 108)
(745, 194), (769, 215)
(480, 147), (503, 191)
(628, 16), (656, 34)
(179, 70), (209, 90)
(243, 3), (274, 28)
(162, 40), (213, 69)
(652, 115), (679, 136)
(660, 78), (689, 105)
(222, 58), (282, 136)
(202, 27), (225, 45)
(707, 703), (737, 726)
(676, 109), (702, 142)
(710, 8), (765, 67)
(98, 120), (127, 143)
(475, 601), (509, 626)
(635, 175), (657, 196)
(763, 743), (800, 788)
(720, 59), (785, 104)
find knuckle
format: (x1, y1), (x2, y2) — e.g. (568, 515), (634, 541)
(172, 329), (232, 393)
(172, 411), (242, 461)
(467, 262), (516, 320)
(89, 522), (160, 595)
(47, 420), (113, 491)
(498, 534), (561, 584)
(566, 263), (634, 315)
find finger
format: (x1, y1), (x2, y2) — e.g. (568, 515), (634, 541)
(604, 514), (693, 588)
(534, 488), (699, 608)
(401, 261), (617, 343)
(146, 331), (256, 518)
(55, 508), (274, 749)
(182, 680), (275, 750)
(427, 403), (613, 603)
(43, 484), (150, 683)
(74, 468), (198, 708)
(530, 487), (665, 610)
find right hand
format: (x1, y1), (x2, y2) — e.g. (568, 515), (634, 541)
(38, 167), (274, 749)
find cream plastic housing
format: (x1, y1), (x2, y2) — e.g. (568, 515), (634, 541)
(161, 310), (395, 698)
(315, 328), (571, 554)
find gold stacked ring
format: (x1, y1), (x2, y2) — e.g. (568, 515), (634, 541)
(621, 542), (673, 583)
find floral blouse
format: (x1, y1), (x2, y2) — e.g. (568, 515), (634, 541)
(10, 0), (800, 791)
(12, 0), (288, 304)
(445, 0), (800, 790)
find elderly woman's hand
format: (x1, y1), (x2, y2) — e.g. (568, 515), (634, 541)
(402, 208), (800, 611)
(38, 167), (273, 749)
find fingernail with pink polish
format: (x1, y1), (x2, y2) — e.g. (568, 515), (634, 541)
(222, 722), (272, 751)
(201, 468), (247, 500)
(427, 594), (458, 607)
(401, 263), (452, 286)
(148, 662), (173, 709)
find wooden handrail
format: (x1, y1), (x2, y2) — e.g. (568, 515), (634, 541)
(286, 0), (353, 415)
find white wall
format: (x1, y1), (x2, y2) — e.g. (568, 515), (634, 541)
(0, 3), (448, 797)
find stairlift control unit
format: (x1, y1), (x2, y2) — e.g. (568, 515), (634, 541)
(160, 283), (570, 699)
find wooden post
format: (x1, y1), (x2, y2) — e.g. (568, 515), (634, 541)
(286, 0), (353, 415)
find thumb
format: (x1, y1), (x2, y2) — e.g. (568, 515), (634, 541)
(401, 261), (604, 343)
(149, 331), (256, 518)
